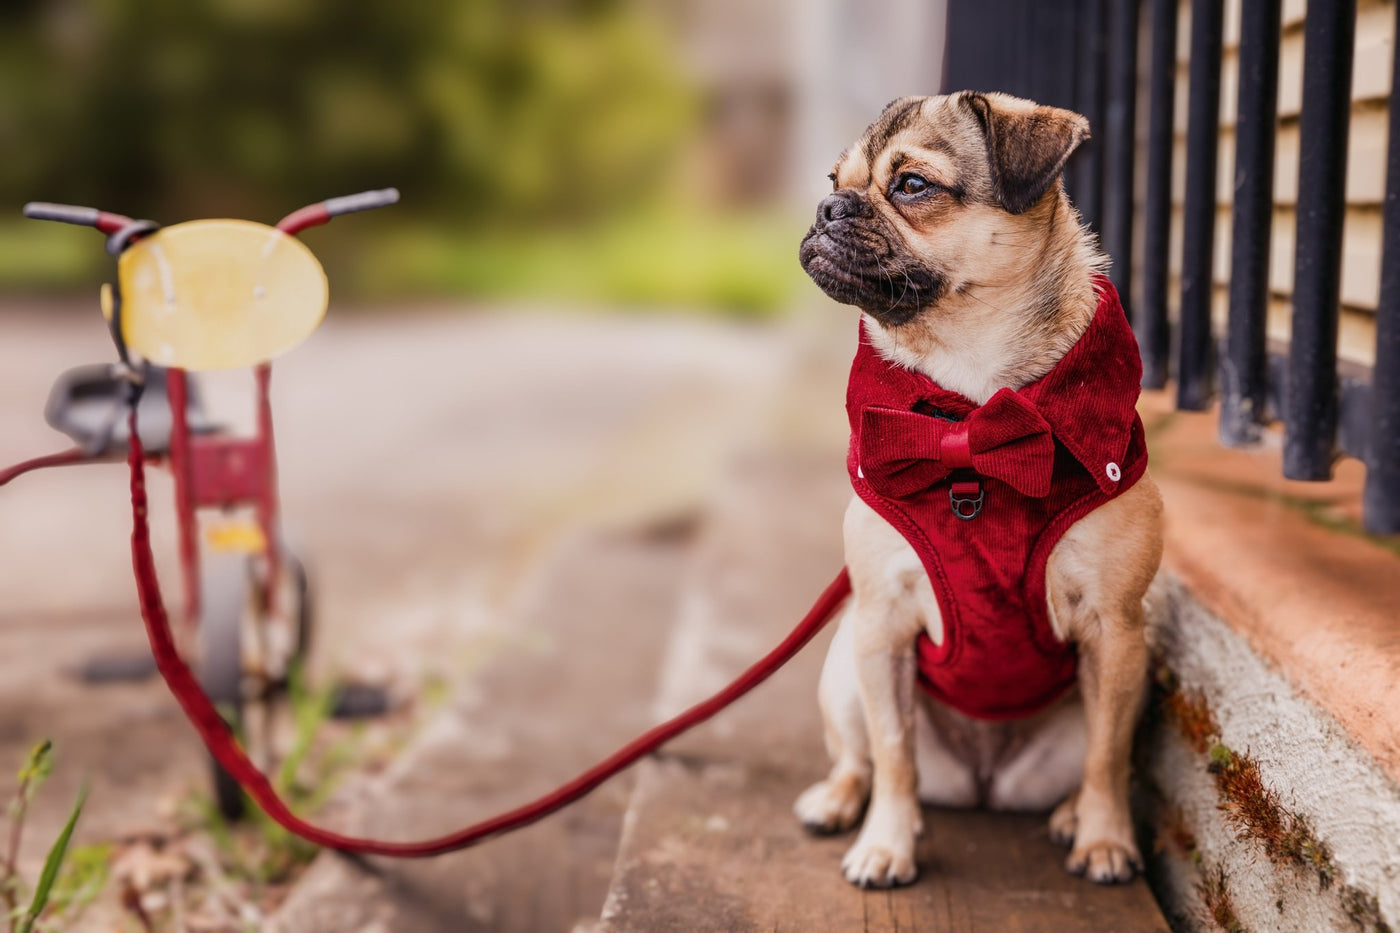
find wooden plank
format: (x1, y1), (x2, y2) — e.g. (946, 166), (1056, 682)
(272, 530), (694, 933)
(604, 759), (1170, 933)
(600, 450), (1170, 933)
(1267, 206), (1383, 310)
(1283, 0), (1307, 29)
(1162, 202), (1385, 314)
(1172, 107), (1390, 209)
(1160, 274), (1380, 366)
(1274, 106), (1391, 206)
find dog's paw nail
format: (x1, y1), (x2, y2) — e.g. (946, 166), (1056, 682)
(841, 842), (917, 888)
(795, 780), (866, 835)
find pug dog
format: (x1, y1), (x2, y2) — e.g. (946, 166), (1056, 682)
(795, 92), (1164, 889)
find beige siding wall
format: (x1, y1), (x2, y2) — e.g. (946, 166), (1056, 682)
(1167, 0), (1393, 366)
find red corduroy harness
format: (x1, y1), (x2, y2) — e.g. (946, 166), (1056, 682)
(847, 276), (1148, 720)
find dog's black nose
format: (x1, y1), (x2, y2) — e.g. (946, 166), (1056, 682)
(818, 191), (862, 225)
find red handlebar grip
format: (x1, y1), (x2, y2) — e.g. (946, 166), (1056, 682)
(95, 212), (134, 234)
(275, 203), (332, 236)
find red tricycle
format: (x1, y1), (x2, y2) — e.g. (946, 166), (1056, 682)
(1, 190), (399, 818)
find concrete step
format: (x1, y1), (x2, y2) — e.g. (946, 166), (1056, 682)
(1139, 395), (1400, 933)
(269, 523), (694, 933)
(597, 448), (1170, 933)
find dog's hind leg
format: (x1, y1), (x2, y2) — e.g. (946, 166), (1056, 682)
(794, 605), (873, 834)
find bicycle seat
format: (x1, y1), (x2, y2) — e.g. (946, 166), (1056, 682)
(44, 365), (218, 456)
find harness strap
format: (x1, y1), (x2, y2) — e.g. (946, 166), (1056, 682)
(124, 406), (851, 857)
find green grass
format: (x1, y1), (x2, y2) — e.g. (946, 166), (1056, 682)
(0, 223), (106, 291)
(346, 209), (807, 317)
(1, 742), (102, 933)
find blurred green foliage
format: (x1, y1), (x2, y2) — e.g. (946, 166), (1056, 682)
(0, 0), (804, 313)
(0, 0), (694, 224)
(357, 210), (806, 317)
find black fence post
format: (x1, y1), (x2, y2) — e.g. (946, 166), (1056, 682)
(1177, 0), (1225, 411)
(1365, 0), (1400, 532)
(1102, 0), (1140, 312)
(1220, 0), (1282, 445)
(1285, 0), (1356, 480)
(1071, 0), (1108, 233)
(1140, 0), (1177, 389)
(942, 0), (1080, 106)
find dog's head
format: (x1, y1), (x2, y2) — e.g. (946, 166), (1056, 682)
(799, 92), (1090, 327)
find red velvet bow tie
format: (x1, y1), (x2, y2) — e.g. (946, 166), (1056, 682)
(858, 387), (1057, 499)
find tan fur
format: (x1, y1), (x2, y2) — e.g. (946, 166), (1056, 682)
(794, 92), (1165, 888)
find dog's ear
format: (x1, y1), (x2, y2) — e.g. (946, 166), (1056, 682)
(961, 92), (1089, 214)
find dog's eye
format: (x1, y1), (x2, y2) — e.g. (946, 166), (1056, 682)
(896, 174), (930, 196)
(828, 172), (838, 191)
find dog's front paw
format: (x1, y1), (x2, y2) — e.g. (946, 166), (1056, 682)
(1064, 789), (1142, 883)
(839, 797), (922, 887)
(795, 775), (867, 835)
(841, 837), (918, 888)
(1066, 839), (1143, 884)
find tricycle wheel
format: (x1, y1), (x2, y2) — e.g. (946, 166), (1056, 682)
(281, 550), (312, 686)
(198, 552), (252, 822)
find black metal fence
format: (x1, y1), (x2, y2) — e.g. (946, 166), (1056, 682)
(944, 0), (1400, 535)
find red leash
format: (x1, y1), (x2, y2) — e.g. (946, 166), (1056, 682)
(123, 408), (851, 857)
(0, 448), (89, 487)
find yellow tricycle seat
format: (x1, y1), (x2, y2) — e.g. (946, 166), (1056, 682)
(111, 219), (329, 371)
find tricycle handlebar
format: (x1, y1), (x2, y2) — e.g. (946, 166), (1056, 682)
(23, 202), (134, 235)
(276, 188), (399, 236)
(25, 190), (399, 240)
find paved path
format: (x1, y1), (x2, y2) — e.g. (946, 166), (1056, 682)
(0, 303), (788, 928)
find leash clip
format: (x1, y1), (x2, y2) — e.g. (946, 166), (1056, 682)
(111, 360), (147, 406)
(949, 480), (984, 520)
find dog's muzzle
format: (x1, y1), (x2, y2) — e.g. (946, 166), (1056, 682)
(799, 200), (942, 326)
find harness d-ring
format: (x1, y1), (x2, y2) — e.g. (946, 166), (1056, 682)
(949, 479), (984, 520)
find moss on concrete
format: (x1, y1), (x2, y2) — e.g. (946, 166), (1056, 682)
(1205, 743), (1336, 889)
(1152, 662), (1393, 933)
(1196, 864), (1247, 933)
